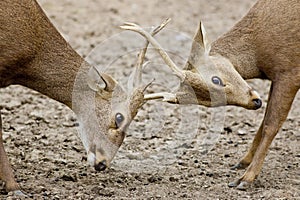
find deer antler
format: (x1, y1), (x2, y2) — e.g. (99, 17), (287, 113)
(144, 92), (178, 103)
(135, 18), (171, 84)
(121, 19), (180, 103)
(126, 18), (171, 92)
(120, 21), (186, 81)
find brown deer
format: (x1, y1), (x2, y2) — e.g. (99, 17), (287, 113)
(0, 0), (169, 195)
(121, 0), (300, 190)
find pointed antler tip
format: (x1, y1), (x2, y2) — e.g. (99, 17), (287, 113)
(165, 18), (172, 23)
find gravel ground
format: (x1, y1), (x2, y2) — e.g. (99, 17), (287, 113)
(1, 0), (299, 199)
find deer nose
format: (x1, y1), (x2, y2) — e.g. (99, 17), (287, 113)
(94, 160), (107, 171)
(252, 98), (262, 109)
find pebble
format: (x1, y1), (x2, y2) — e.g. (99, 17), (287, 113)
(237, 129), (247, 135)
(1, 99), (22, 110)
(29, 110), (44, 119)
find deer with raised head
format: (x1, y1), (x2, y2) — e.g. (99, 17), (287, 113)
(0, 0), (169, 195)
(121, 0), (299, 190)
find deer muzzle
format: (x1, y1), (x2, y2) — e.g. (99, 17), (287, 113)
(87, 150), (110, 171)
(249, 89), (262, 110)
(252, 98), (262, 109)
(94, 160), (107, 171)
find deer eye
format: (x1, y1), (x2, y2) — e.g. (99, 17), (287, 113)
(115, 113), (124, 128)
(211, 76), (224, 86)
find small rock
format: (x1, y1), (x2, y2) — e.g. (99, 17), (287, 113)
(224, 126), (232, 133)
(29, 110), (47, 122)
(61, 174), (77, 182)
(65, 114), (77, 122)
(176, 143), (193, 149)
(148, 176), (157, 183)
(15, 126), (26, 133)
(129, 187), (136, 191)
(178, 161), (187, 166)
(206, 172), (214, 177)
(169, 176), (179, 182)
(24, 119), (35, 125)
(2, 100), (22, 110)
(62, 121), (76, 127)
(237, 129), (247, 135)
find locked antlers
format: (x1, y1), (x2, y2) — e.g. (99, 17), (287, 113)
(121, 22), (185, 81)
(121, 20), (181, 103)
(126, 18), (171, 92)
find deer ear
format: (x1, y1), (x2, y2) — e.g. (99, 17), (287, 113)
(87, 67), (117, 92)
(193, 21), (210, 52)
(185, 21), (211, 71)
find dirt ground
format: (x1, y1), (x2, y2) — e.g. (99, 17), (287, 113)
(1, 0), (299, 199)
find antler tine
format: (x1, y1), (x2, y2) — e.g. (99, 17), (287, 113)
(152, 18), (171, 35)
(134, 18), (171, 86)
(120, 21), (185, 81)
(144, 92), (178, 103)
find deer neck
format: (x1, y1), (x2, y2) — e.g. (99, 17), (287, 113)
(20, 46), (87, 108)
(13, 3), (90, 108)
(210, 15), (263, 80)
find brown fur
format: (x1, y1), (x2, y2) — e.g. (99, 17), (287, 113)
(121, 0), (299, 190)
(0, 0), (148, 193)
(121, 22), (262, 109)
(209, 0), (300, 189)
(0, 0), (80, 105)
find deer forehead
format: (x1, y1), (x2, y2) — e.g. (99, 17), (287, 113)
(207, 55), (240, 78)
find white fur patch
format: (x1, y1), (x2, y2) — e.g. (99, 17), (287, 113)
(252, 90), (261, 99)
(77, 121), (90, 153)
(87, 151), (96, 166)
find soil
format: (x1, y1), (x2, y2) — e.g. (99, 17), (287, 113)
(1, 0), (299, 199)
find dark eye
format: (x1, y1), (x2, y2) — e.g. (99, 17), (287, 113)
(115, 113), (124, 128)
(211, 76), (224, 86)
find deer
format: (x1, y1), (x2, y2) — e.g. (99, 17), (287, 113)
(0, 0), (170, 195)
(121, 0), (300, 190)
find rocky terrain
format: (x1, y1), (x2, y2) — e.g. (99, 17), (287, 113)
(0, 0), (299, 199)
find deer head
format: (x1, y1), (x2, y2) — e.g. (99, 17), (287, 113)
(72, 19), (170, 171)
(121, 21), (262, 110)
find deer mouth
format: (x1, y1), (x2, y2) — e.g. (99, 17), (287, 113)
(252, 98), (262, 109)
(87, 149), (110, 171)
(248, 89), (262, 110)
(94, 160), (107, 171)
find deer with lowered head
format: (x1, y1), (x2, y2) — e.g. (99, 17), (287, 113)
(0, 0), (169, 195)
(121, 0), (300, 190)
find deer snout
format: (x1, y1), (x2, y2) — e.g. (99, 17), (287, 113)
(252, 98), (262, 109)
(94, 160), (107, 171)
(87, 150), (109, 171)
(249, 90), (262, 110)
